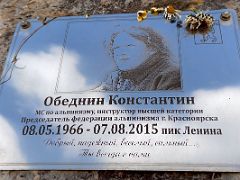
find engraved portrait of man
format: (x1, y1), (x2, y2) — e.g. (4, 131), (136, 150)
(98, 26), (182, 91)
(56, 21), (182, 93)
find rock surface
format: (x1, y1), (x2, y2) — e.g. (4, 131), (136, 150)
(0, 0), (240, 179)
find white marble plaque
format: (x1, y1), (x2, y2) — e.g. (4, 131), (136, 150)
(0, 9), (240, 171)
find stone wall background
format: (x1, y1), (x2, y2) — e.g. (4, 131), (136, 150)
(0, 0), (240, 179)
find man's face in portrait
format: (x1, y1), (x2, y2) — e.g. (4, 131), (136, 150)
(113, 32), (148, 71)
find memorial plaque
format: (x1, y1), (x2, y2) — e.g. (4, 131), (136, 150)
(0, 9), (240, 171)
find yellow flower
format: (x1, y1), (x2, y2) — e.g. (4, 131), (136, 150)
(137, 10), (148, 22)
(150, 7), (164, 16)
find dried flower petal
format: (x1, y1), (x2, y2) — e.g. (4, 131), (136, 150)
(164, 5), (181, 21)
(185, 12), (214, 32)
(150, 7), (164, 16)
(166, 5), (175, 14)
(185, 14), (201, 30)
(137, 10), (148, 22)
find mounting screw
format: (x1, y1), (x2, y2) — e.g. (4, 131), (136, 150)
(221, 11), (231, 21)
(20, 20), (31, 29)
